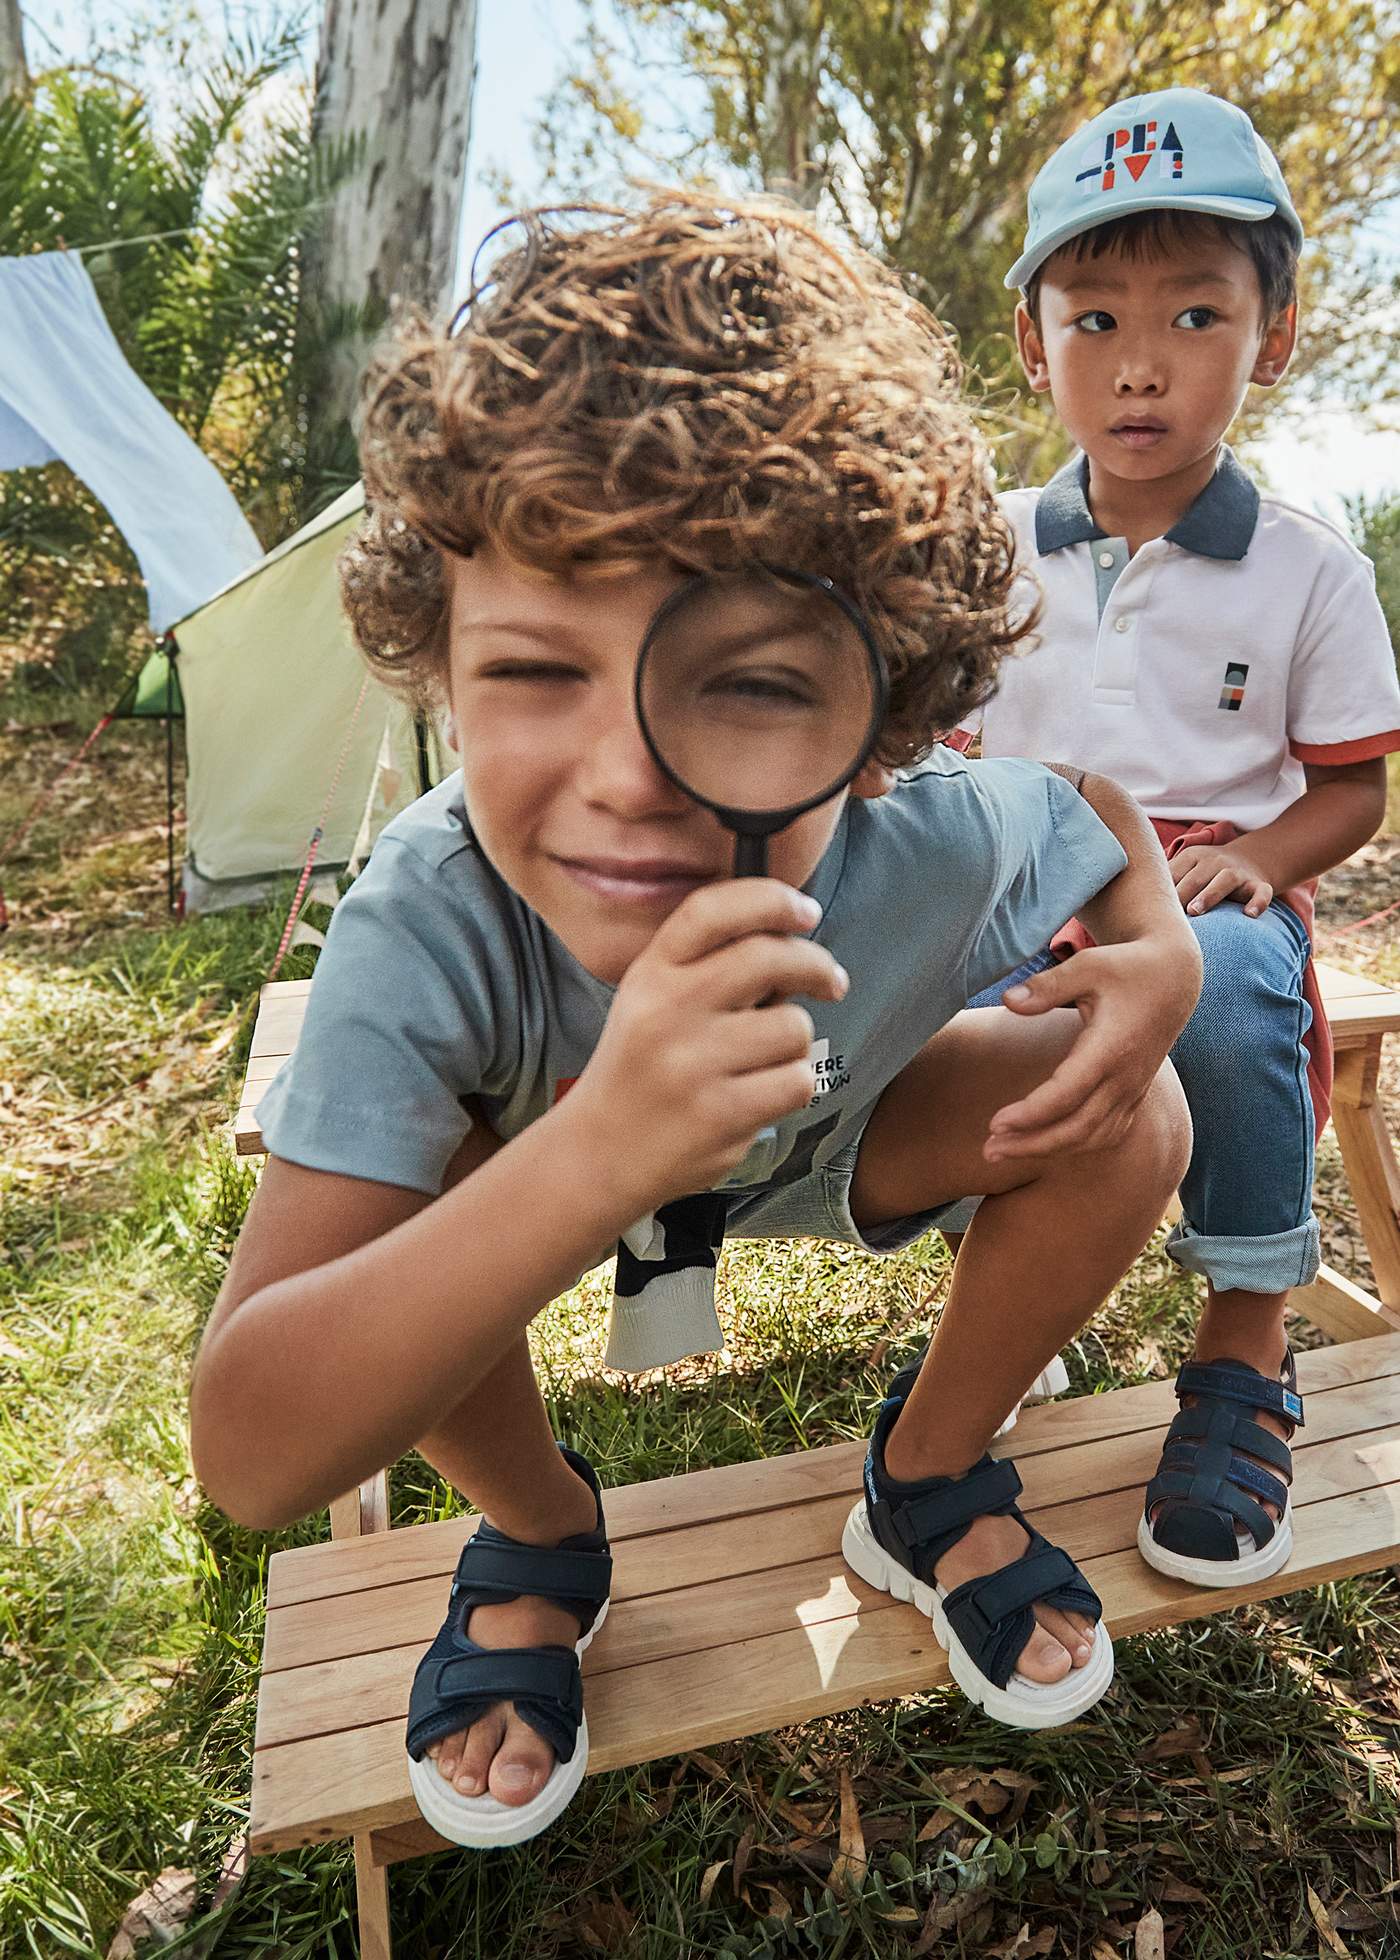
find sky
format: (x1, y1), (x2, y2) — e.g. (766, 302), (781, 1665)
(32, 0), (1400, 519)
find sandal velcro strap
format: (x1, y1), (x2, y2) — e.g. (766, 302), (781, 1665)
(431, 1645), (581, 1712)
(1175, 1360), (1303, 1428)
(1165, 1407), (1294, 1476)
(890, 1455), (1023, 1551)
(406, 1636), (585, 1764)
(950, 1543), (1078, 1635)
(1157, 1439), (1289, 1515)
(453, 1535), (613, 1611)
(942, 1536), (1101, 1691)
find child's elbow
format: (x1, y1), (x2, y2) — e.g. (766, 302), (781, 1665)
(189, 1351), (305, 1533)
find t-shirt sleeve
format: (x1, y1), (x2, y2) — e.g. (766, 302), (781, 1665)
(962, 760), (1128, 999)
(1286, 555), (1400, 765)
(254, 835), (494, 1195)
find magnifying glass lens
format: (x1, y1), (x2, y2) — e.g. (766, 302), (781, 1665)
(637, 576), (881, 818)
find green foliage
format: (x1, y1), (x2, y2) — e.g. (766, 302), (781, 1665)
(1348, 491), (1400, 662)
(536, 0), (1400, 483)
(0, 9), (362, 689)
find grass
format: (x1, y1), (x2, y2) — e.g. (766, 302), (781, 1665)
(2, 695), (1399, 1957)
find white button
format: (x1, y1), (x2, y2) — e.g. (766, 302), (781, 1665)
(1114, 615), (1132, 633)
(1099, 549), (1116, 567)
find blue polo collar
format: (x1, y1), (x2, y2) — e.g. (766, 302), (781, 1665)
(1035, 447), (1260, 561)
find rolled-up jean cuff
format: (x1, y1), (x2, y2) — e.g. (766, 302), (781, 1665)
(1164, 1215), (1320, 1293)
(936, 1196), (982, 1235)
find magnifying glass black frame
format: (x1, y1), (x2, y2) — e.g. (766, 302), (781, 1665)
(634, 566), (891, 877)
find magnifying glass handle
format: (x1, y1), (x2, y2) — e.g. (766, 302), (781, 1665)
(733, 832), (768, 878)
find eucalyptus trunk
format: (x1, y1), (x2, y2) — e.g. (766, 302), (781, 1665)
(297, 0), (479, 504)
(0, 0), (27, 99)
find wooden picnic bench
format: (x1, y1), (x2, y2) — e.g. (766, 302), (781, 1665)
(233, 962), (1400, 1959)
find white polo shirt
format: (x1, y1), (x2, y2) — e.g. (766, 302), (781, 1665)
(962, 449), (1400, 829)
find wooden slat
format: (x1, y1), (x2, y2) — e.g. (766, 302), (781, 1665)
(255, 1420), (1400, 1754)
(258, 1365), (1400, 1684)
(249, 1470), (1400, 1856)
(1292, 1264), (1400, 1341)
(260, 1334), (1400, 1611)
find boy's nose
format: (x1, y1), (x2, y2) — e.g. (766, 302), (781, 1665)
(1114, 356), (1163, 396)
(577, 712), (693, 820)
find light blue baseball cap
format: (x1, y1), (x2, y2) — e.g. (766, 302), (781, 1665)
(1006, 87), (1303, 290)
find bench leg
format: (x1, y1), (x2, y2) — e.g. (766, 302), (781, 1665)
(329, 1473), (393, 1954)
(329, 1470), (391, 1540)
(353, 1836), (392, 1960)
(1330, 1041), (1400, 1327)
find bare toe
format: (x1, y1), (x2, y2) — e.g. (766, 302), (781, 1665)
(451, 1705), (507, 1795)
(1016, 1619), (1073, 1684)
(1038, 1605), (1095, 1667)
(488, 1708), (557, 1806)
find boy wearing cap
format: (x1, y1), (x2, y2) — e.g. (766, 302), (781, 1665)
(957, 87), (1400, 1589)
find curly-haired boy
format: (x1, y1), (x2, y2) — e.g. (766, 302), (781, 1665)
(191, 192), (1200, 1846)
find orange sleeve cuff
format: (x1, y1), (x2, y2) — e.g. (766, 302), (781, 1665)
(1289, 728), (1400, 765)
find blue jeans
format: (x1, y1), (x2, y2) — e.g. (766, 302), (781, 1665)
(948, 900), (1320, 1295)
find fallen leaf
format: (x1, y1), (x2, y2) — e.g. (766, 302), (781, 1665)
(756, 1883), (792, 1921)
(698, 1859), (727, 1907)
(828, 1768), (867, 1893)
(988, 1926), (1058, 1957)
(1134, 1907), (1166, 1960)
(1091, 1943), (1121, 1960)
(105, 1869), (196, 1958)
(912, 1885), (992, 1955)
(732, 1825), (755, 1893)
(1307, 1883), (1351, 1958)
(1158, 1876), (1211, 1905)
(1140, 1719), (1205, 1761)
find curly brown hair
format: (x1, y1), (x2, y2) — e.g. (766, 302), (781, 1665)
(342, 187), (1029, 765)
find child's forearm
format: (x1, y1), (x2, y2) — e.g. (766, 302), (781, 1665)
(1232, 762), (1388, 893)
(1053, 767), (1200, 964)
(191, 1105), (645, 1528)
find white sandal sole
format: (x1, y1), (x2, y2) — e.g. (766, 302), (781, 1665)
(1137, 1500), (1293, 1588)
(406, 1597), (609, 1848)
(994, 1353), (1071, 1439)
(842, 1500), (1113, 1730)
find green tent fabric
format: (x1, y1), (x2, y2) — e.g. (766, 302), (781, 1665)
(121, 483), (446, 911)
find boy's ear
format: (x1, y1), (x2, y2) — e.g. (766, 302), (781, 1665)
(1014, 301), (1052, 395)
(1252, 301), (1297, 389)
(850, 758), (897, 799)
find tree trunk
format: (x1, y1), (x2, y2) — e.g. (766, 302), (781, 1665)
(297, 0), (479, 503)
(755, 0), (827, 208)
(0, 0), (27, 99)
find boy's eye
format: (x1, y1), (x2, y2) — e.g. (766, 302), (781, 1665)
(478, 659), (582, 683)
(1173, 305), (1217, 330)
(1073, 310), (1116, 334)
(703, 667), (819, 712)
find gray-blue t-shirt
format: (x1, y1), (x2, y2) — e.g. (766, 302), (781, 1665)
(257, 751), (1127, 1221)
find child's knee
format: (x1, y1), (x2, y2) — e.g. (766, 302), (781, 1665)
(1136, 1060), (1193, 1194)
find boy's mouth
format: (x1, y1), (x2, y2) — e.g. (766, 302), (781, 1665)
(554, 853), (720, 906)
(1109, 417), (1169, 449)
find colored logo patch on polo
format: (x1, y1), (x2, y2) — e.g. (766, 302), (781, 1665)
(1077, 118), (1185, 197)
(1219, 662), (1249, 711)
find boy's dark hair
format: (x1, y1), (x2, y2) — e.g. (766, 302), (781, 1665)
(1024, 208), (1299, 329)
(342, 189), (1029, 767)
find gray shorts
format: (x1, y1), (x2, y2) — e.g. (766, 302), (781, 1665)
(724, 1135), (971, 1255)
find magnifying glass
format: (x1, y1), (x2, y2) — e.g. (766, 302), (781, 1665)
(635, 568), (889, 877)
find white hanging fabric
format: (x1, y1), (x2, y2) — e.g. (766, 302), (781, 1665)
(0, 251), (261, 631)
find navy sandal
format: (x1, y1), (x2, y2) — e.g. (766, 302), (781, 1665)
(405, 1445), (612, 1847)
(841, 1371), (1113, 1730)
(1138, 1350), (1302, 1587)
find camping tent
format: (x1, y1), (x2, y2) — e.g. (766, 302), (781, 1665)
(123, 482), (448, 912)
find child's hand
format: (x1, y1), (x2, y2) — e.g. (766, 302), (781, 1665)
(1169, 841), (1273, 918)
(984, 939), (1199, 1160)
(557, 880), (849, 1214)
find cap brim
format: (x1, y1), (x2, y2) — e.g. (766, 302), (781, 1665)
(1005, 192), (1280, 290)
